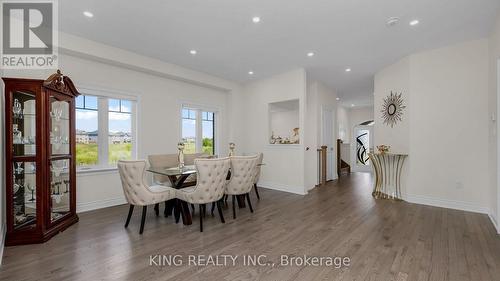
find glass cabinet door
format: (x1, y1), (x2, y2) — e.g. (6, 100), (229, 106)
(12, 161), (37, 229)
(50, 159), (71, 222)
(50, 97), (70, 156)
(12, 91), (37, 157)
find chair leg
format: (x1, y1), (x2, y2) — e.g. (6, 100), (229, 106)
(217, 200), (225, 223)
(211, 202), (216, 216)
(139, 206), (147, 234)
(191, 204), (195, 215)
(125, 205), (134, 228)
(199, 204), (204, 232)
(174, 200), (181, 224)
(232, 195), (236, 219)
(246, 193), (254, 213)
(154, 203), (159, 216)
(164, 201), (169, 217)
(254, 183), (260, 200)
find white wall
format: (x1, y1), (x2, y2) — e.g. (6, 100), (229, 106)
(239, 69), (307, 194)
(374, 39), (490, 215)
(337, 106), (350, 142)
(489, 12), (500, 229)
(374, 57), (410, 154)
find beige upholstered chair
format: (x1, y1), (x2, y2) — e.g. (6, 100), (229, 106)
(117, 160), (177, 234)
(225, 155), (260, 219)
(253, 153), (264, 199)
(176, 157), (230, 232)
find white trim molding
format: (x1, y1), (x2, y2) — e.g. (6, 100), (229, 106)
(488, 213), (500, 234)
(77, 197), (127, 213)
(258, 181), (307, 195)
(405, 194), (490, 214)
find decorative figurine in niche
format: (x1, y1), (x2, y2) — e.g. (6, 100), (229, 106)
(381, 91), (406, 128)
(177, 142), (185, 169)
(229, 142), (236, 156)
(290, 127), (299, 144)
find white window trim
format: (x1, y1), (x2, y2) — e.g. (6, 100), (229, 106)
(180, 102), (220, 155)
(76, 85), (139, 173)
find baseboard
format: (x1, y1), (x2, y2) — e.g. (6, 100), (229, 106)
(258, 181), (307, 195)
(488, 213), (500, 234)
(77, 197), (127, 213)
(0, 222), (5, 265)
(405, 194), (489, 214)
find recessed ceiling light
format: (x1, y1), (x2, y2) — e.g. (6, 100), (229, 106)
(190, 50), (197, 55)
(307, 52), (315, 57)
(345, 68), (352, 72)
(83, 11), (93, 18)
(386, 17), (400, 27)
(248, 71), (254, 75)
(351, 104), (355, 107)
(336, 97), (340, 101)
(252, 17), (261, 23)
(409, 19), (420, 26)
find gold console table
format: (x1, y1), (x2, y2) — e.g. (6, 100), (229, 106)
(368, 153), (407, 201)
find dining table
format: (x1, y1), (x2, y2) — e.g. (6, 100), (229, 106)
(147, 165), (197, 225)
(147, 162), (265, 226)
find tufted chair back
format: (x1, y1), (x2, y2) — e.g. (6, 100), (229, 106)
(177, 157), (230, 204)
(147, 154), (178, 184)
(118, 160), (175, 206)
(184, 153), (210, 165)
(253, 153), (264, 184)
(226, 155), (260, 195)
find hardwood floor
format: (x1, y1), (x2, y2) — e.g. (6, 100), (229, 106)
(1, 172), (500, 281)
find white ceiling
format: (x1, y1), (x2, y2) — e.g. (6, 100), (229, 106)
(59, 0), (500, 107)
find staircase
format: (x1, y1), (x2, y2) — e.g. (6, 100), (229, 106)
(337, 139), (351, 177)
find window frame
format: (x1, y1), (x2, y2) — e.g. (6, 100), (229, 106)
(76, 86), (138, 173)
(180, 103), (218, 155)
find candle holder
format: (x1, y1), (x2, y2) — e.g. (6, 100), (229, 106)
(177, 142), (185, 169)
(229, 142), (236, 156)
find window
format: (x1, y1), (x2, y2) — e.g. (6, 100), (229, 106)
(181, 107), (216, 155)
(76, 94), (136, 170)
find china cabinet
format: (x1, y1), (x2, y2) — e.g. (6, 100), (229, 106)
(3, 70), (79, 245)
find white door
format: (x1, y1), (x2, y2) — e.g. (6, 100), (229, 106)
(352, 125), (373, 172)
(322, 108), (335, 180)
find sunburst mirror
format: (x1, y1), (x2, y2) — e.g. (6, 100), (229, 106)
(381, 91), (406, 128)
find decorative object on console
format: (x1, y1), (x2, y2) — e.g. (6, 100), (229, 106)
(177, 142), (185, 169)
(290, 127), (300, 144)
(3, 70), (80, 246)
(229, 142), (236, 156)
(376, 145), (390, 154)
(381, 91), (406, 128)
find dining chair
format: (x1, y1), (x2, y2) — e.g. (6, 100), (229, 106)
(225, 155), (260, 219)
(253, 153), (264, 199)
(176, 157), (230, 232)
(117, 160), (177, 234)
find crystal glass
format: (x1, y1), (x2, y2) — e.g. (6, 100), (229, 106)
(50, 159), (70, 222)
(12, 161), (37, 229)
(50, 98), (70, 155)
(178, 142), (185, 169)
(12, 91), (36, 156)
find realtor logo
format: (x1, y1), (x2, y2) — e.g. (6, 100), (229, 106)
(1, 0), (58, 69)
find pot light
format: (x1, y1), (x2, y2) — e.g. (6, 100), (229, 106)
(252, 17), (261, 23)
(386, 17), (400, 27)
(351, 104), (355, 107)
(336, 97), (340, 101)
(307, 52), (315, 57)
(83, 11), (94, 18)
(248, 71), (254, 75)
(190, 50), (197, 55)
(409, 19), (419, 26)
(345, 68), (352, 72)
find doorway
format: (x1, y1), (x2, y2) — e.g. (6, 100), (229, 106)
(352, 123), (373, 172)
(321, 107), (336, 180)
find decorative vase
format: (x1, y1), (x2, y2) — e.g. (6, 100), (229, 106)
(229, 142), (236, 156)
(177, 142), (185, 168)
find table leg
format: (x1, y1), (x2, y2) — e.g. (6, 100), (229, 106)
(169, 174), (192, 225)
(180, 201), (192, 225)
